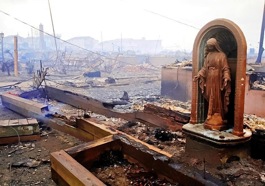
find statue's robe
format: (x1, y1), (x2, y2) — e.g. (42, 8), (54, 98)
(198, 51), (231, 119)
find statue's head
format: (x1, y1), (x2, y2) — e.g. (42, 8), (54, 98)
(205, 38), (223, 53)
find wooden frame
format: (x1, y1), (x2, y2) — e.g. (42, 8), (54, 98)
(51, 132), (222, 186)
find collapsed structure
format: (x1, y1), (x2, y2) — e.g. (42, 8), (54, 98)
(0, 18), (265, 185)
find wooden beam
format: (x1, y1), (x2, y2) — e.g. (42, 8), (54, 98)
(65, 136), (121, 166)
(55, 133), (221, 186)
(45, 85), (184, 130)
(43, 118), (95, 142)
(115, 131), (172, 158)
(45, 85), (135, 120)
(1, 93), (48, 119)
(76, 119), (116, 139)
(65, 135), (115, 156)
(0, 135), (40, 145)
(51, 150), (105, 186)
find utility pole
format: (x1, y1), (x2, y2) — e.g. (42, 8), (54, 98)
(120, 33), (122, 53)
(48, 0), (58, 61)
(14, 36), (18, 76)
(101, 32), (103, 53)
(0, 32), (4, 63)
(256, 1), (265, 64)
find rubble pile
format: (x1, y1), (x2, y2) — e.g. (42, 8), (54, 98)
(244, 114), (265, 131)
(163, 60), (192, 68)
(132, 97), (191, 113)
(90, 150), (176, 186)
(117, 121), (185, 155)
(252, 80), (265, 90)
(119, 63), (158, 73)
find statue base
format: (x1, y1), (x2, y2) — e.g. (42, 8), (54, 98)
(204, 123), (226, 131)
(204, 113), (226, 130)
(182, 123), (252, 166)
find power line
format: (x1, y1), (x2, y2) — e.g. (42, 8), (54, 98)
(0, 9), (130, 63)
(144, 9), (199, 30)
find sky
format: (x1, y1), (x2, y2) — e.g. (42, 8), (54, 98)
(0, 0), (264, 51)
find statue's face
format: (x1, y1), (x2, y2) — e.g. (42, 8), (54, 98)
(206, 44), (215, 52)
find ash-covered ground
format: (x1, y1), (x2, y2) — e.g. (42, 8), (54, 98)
(0, 66), (265, 185)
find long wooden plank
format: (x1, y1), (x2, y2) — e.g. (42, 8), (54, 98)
(43, 118), (95, 142)
(65, 136), (121, 166)
(51, 150), (105, 186)
(1, 93), (48, 120)
(120, 138), (206, 186)
(62, 133), (221, 186)
(76, 119), (116, 139)
(135, 111), (183, 131)
(116, 131), (172, 158)
(1, 93), (48, 114)
(45, 85), (135, 120)
(0, 134), (40, 145)
(144, 104), (190, 123)
(45, 85), (184, 130)
(1, 93), (99, 142)
(65, 135), (115, 156)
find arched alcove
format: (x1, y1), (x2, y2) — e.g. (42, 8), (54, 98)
(190, 19), (247, 136)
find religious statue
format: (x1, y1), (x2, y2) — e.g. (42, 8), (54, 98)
(193, 38), (231, 130)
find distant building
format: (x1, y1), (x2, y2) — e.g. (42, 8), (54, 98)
(61, 36), (98, 51)
(97, 38), (162, 54)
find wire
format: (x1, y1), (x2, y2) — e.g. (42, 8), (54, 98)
(144, 9), (199, 30)
(0, 9), (133, 65)
(0, 8), (191, 68)
(10, 126), (21, 145)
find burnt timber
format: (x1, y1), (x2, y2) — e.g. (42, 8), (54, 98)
(1, 93), (48, 119)
(51, 135), (224, 186)
(45, 85), (187, 130)
(1, 93), (114, 142)
(1, 89), (225, 185)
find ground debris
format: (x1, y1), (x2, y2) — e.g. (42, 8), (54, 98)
(155, 128), (176, 142)
(252, 80), (265, 90)
(244, 114), (265, 131)
(163, 60), (192, 68)
(11, 158), (41, 168)
(90, 150), (177, 186)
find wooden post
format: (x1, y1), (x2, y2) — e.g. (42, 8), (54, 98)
(14, 36), (18, 76)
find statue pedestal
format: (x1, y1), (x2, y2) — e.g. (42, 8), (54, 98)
(182, 124), (252, 166)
